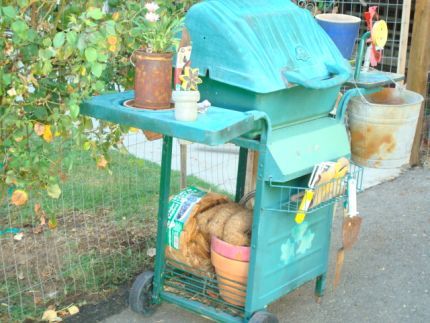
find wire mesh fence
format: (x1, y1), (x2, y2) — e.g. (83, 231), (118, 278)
(0, 134), (240, 321)
(295, 0), (407, 73)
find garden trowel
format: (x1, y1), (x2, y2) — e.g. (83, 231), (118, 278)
(334, 178), (363, 288)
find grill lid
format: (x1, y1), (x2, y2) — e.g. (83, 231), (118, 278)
(186, 0), (352, 93)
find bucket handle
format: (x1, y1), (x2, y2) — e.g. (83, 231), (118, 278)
(282, 63), (351, 90)
(130, 49), (150, 67)
(129, 49), (139, 67)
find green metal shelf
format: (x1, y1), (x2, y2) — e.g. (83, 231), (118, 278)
(346, 70), (404, 89)
(81, 91), (266, 146)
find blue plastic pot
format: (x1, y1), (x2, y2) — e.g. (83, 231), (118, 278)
(316, 13), (361, 59)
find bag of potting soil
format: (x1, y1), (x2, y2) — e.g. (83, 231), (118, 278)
(167, 186), (207, 249)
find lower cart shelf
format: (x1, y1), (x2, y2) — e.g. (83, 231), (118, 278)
(163, 259), (246, 319)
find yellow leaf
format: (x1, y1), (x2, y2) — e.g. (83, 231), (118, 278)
(107, 35), (117, 46)
(47, 184), (61, 199)
(67, 305), (79, 316)
(129, 127), (140, 133)
(43, 125), (53, 143)
(108, 44), (117, 52)
(97, 155), (108, 169)
(112, 12), (120, 21)
(66, 84), (74, 94)
(34, 203), (41, 214)
(48, 218), (58, 230)
(13, 232), (24, 241)
(7, 88), (17, 97)
(11, 190), (28, 206)
(35, 203), (47, 225)
(42, 309), (61, 321)
(15, 136), (23, 142)
(34, 122), (45, 136)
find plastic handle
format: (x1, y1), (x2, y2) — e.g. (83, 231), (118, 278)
(282, 63), (351, 90)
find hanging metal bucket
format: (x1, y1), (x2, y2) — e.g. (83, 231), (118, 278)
(132, 51), (173, 110)
(348, 88), (424, 168)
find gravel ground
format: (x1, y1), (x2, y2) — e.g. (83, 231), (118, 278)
(99, 167), (429, 323)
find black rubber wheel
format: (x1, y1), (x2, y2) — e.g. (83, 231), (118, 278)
(129, 271), (157, 316)
(249, 311), (279, 323)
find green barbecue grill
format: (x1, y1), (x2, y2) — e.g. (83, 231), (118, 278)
(80, 0), (371, 321)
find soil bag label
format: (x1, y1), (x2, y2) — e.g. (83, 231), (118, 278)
(167, 186), (206, 249)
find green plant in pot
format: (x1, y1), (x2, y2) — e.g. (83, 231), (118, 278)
(131, 2), (183, 110)
(173, 67), (202, 121)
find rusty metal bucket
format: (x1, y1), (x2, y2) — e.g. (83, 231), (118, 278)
(348, 88), (423, 168)
(132, 51), (173, 110)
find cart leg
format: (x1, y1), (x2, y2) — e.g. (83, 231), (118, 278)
(315, 273), (327, 303)
(152, 135), (173, 304)
(235, 147), (248, 202)
(244, 143), (270, 319)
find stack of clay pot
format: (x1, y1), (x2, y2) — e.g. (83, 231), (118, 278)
(211, 235), (250, 306)
(165, 191), (252, 306)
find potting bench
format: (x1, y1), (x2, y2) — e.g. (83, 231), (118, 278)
(79, 1), (403, 322)
(81, 87), (363, 322)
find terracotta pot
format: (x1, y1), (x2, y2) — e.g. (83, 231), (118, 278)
(211, 249), (249, 306)
(133, 51), (173, 110)
(211, 236), (250, 262)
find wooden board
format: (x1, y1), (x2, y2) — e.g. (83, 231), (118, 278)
(244, 151), (259, 195)
(397, 0), (412, 75)
(406, 0), (430, 166)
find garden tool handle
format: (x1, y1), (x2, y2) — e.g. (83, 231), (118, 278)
(334, 157), (350, 179)
(282, 63), (351, 90)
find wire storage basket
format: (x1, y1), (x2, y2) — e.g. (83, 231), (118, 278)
(267, 164), (364, 215)
(164, 259), (246, 318)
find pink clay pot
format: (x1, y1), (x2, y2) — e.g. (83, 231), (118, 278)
(211, 236), (251, 262)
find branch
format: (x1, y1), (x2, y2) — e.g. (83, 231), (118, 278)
(53, 0), (66, 31)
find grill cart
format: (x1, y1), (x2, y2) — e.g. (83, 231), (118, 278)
(80, 1), (400, 321)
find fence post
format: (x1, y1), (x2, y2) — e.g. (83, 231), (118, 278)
(397, 0), (412, 75)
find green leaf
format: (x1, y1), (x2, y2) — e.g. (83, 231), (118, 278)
(97, 53), (108, 62)
(77, 35), (86, 51)
(91, 62), (104, 77)
(39, 48), (55, 60)
(70, 104), (80, 119)
(2, 74), (12, 86)
(105, 20), (116, 35)
(53, 32), (65, 48)
(47, 184), (62, 199)
(42, 38), (52, 47)
(17, 0), (28, 8)
(94, 80), (105, 91)
(83, 141), (91, 151)
(87, 8), (104, 20)
(84, 47), (97, 62)
(66, 31), (78, 46)
(41, 61), (53, 75)
(2, 6), (17, 18)
(11, 20), (28, 34)
(21, 44), (38, 61)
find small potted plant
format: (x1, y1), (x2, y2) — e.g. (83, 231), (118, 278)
(131, 2), (183, 110)
(173, 66), (202, 121)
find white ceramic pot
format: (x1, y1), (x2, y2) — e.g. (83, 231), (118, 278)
(172, 90), (200, 122)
